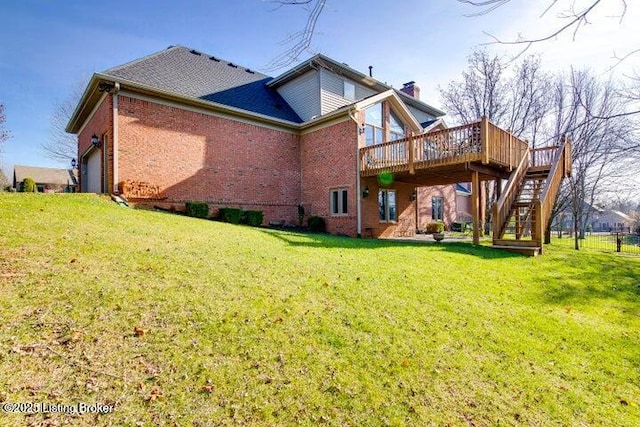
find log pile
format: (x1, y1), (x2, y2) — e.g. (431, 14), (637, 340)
(118, 180), (164, 200)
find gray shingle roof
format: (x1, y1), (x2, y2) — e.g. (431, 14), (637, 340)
(102, 46), (302, 123)
(13, 165), (78, 186)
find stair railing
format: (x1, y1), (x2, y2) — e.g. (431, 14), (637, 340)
(492, 147), (530, 241)
(532, 139), (572, 249)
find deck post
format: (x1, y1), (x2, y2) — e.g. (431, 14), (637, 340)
(481, 116), (490, 165)
(408, 136), (415, 174)
(472, 170), (480, 245)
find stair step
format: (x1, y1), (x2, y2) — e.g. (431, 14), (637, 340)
(493, 239), (540, 247)
(492, 245), (541, 256)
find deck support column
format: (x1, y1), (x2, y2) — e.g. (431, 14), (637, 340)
(471, 170), (480, 245)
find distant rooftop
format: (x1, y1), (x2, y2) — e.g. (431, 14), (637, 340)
(13, 165), (77, 186)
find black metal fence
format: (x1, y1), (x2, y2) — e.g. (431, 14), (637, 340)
(579, 232), (640, 255)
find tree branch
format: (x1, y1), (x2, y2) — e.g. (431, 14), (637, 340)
(263, 0), (326, 71)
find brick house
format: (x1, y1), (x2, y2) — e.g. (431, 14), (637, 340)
(65, 46), (487, 238)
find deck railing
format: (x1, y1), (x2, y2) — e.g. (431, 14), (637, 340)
(532, 139), (572, 247)
(492, 147), (530, 240)
(359, 117), (528, 176)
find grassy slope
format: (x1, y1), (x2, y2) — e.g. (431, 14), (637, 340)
(0, 194), (638, 426)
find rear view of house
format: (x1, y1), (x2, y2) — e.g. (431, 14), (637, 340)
(67, 46), (571, 252)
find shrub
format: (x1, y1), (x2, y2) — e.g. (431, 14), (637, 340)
(243, 210), (264, 227)
(425, 221), (445, 233)
(308, 216), (326, 233)
(22, 177), (37, 193)
(219, 207), (242, 224)
(185, 201), (209, 219)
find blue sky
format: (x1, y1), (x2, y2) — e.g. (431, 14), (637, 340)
(0, 0), (636, 178)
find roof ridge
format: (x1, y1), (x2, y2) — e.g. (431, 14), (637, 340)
(102, 45), (184, 74)
(103, 45), (270, 79)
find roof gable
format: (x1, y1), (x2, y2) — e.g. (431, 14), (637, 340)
(354, 90), (423, 133)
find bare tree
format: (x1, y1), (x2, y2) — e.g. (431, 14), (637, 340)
(263, 0), (327, 71)
(0, 104), (10, 154)
(458, 0), (634, 61)
(440, 51), (552, 234)
(41, 80), (86, 165)
(556, 70), (632, 249)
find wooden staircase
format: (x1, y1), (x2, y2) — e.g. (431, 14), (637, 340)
(492, 140), (572, 256)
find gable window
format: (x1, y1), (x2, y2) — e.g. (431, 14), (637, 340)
(432, 196), (444, 221)
(344, 80), (355, 100)
(364, 103), (384, 146)
(378, 189), (397, 222)
(364, 103), (407, 147)
(331, 189), (348, 216)
(389, 110), (405, 141)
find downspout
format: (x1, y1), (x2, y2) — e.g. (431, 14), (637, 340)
(349, 107), (362, 237)
(112, 83), (120, 194)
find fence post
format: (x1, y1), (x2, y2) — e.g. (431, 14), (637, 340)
(616, 233), (622, 252)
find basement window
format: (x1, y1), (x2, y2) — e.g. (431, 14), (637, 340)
(330, 189), (348, 216)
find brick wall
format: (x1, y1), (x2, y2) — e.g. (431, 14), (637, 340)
(116, 96), (301, 224)
(300, 119), (358, 236)
(78, 95), (113, 192)
(417, 185), (457, 229)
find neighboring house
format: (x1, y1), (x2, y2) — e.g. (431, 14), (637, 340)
(592, 210), (635, 232)
(12, 165), (78, 193)
(69, 46), (569, 243)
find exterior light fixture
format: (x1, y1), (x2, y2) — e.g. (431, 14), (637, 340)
(91, 134), (100, 147)
(362, 185), (370, 198)
(409, 190), (417, 201)
(359, 124), (366, 135)
(71, 158), (77, 169)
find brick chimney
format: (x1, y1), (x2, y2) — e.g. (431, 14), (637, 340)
(400, 81), (420, 100)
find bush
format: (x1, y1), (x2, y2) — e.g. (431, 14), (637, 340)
(425, 221), (445, 233)
(219, 207), (242, 224)
(22, 177), (37, 193)
(185, 201), (209, 218)
(243, 210), (264, 227)
(308, 216), (326, 233)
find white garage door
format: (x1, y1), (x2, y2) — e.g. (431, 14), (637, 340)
(85, 149), (102, 193)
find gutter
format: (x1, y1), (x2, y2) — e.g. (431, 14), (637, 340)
(112, 82), (120, 193)
(67, 74), (303, 134)
(348, 107), (362, 237)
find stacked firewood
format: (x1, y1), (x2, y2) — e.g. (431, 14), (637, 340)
(118, 180), (163, 199)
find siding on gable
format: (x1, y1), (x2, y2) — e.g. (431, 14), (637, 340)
(320, 68), (376, 115)
(276, 70), (320, 121)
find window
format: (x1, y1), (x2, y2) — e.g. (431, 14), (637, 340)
(378, 189), (397, 222)
(364, 103), (406, 147)
(432, 196), (444, 221)
(331, 189), (348, 216)
(344, 80), (355, 100)
(389, 110), (405, 141)
(364, 103), (384, 146)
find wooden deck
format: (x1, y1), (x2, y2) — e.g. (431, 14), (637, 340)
(359, 117), (572, 253)
(359, 117), (529, 183)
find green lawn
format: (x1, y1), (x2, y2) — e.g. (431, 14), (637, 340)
(1, 194), (638, 426)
